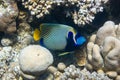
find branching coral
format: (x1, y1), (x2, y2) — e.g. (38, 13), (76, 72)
(22, 0), (53, 18)
(21, 0), (105, 26)
(72, 0), (104, 25)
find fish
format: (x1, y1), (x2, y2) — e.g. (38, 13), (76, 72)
(33, 23), (86, 54)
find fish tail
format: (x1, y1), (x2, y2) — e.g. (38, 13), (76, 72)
(33, 28), (41, 41)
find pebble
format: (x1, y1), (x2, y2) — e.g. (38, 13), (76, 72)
(97, 69), (104, 74)
(106, 71), (118, 79)
(85, 63), (93, 71)
(116, 75), (120, 80)
(1, 38), (13, 46)
(57, 62), (66, 71)
(47, 66), (58, 74)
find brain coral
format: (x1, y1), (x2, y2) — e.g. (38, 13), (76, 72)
(19, 45), (53, 79)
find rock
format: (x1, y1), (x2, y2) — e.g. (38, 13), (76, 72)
(54, 71), (62, 79)
(47, 66), (58, 74)
(57, 62), (66, 71)
(19, 45), (54, 79)
(1, 38), (13, 46)
(106, 71), (118, 79)
(97, 69), (104, 74)
(116, 75), (120, 80)
(75, 48), (86, 66)
(85, 62), (93, 71)
(0, 0), (18, 33)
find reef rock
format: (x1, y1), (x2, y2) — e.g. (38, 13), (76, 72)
(0, 0), (18, 33)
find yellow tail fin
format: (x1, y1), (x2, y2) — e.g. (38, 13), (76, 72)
(33, 28), (41, 41)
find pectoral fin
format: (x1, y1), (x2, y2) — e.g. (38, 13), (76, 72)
(58, 51), (74, 56)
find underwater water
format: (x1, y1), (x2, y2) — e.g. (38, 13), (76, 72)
(0, 0), (120, 80)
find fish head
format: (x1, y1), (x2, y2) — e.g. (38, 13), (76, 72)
(67, 30), (86, 47)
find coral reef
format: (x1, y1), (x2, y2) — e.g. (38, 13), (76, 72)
(19, 45), (54, 79)
(1, 37), (13, 47)
(59, 65), (111, 80)
(0, 46), (20, 80)
(102, 36), (120, 72)
(0, 0), (120, 80)
(95, 21), (116, 45)
(71, 0), (104, 25)
(0, 0), (18, 33)
(0, 21), (33, 80)
(17, 22), (33, 47)
(21, 0), (105, 26)
(85, 21), (120, 79)
(47, 63), (112, 80)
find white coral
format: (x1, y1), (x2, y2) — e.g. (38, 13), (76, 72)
(86, 21), (120, 74)
(21, 0), (105, 26)
(19, 45), (54, 79)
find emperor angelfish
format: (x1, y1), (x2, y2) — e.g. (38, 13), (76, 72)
(33, 23), (86, 51)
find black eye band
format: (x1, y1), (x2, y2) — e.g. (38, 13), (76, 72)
(68, 31), (73, 39)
